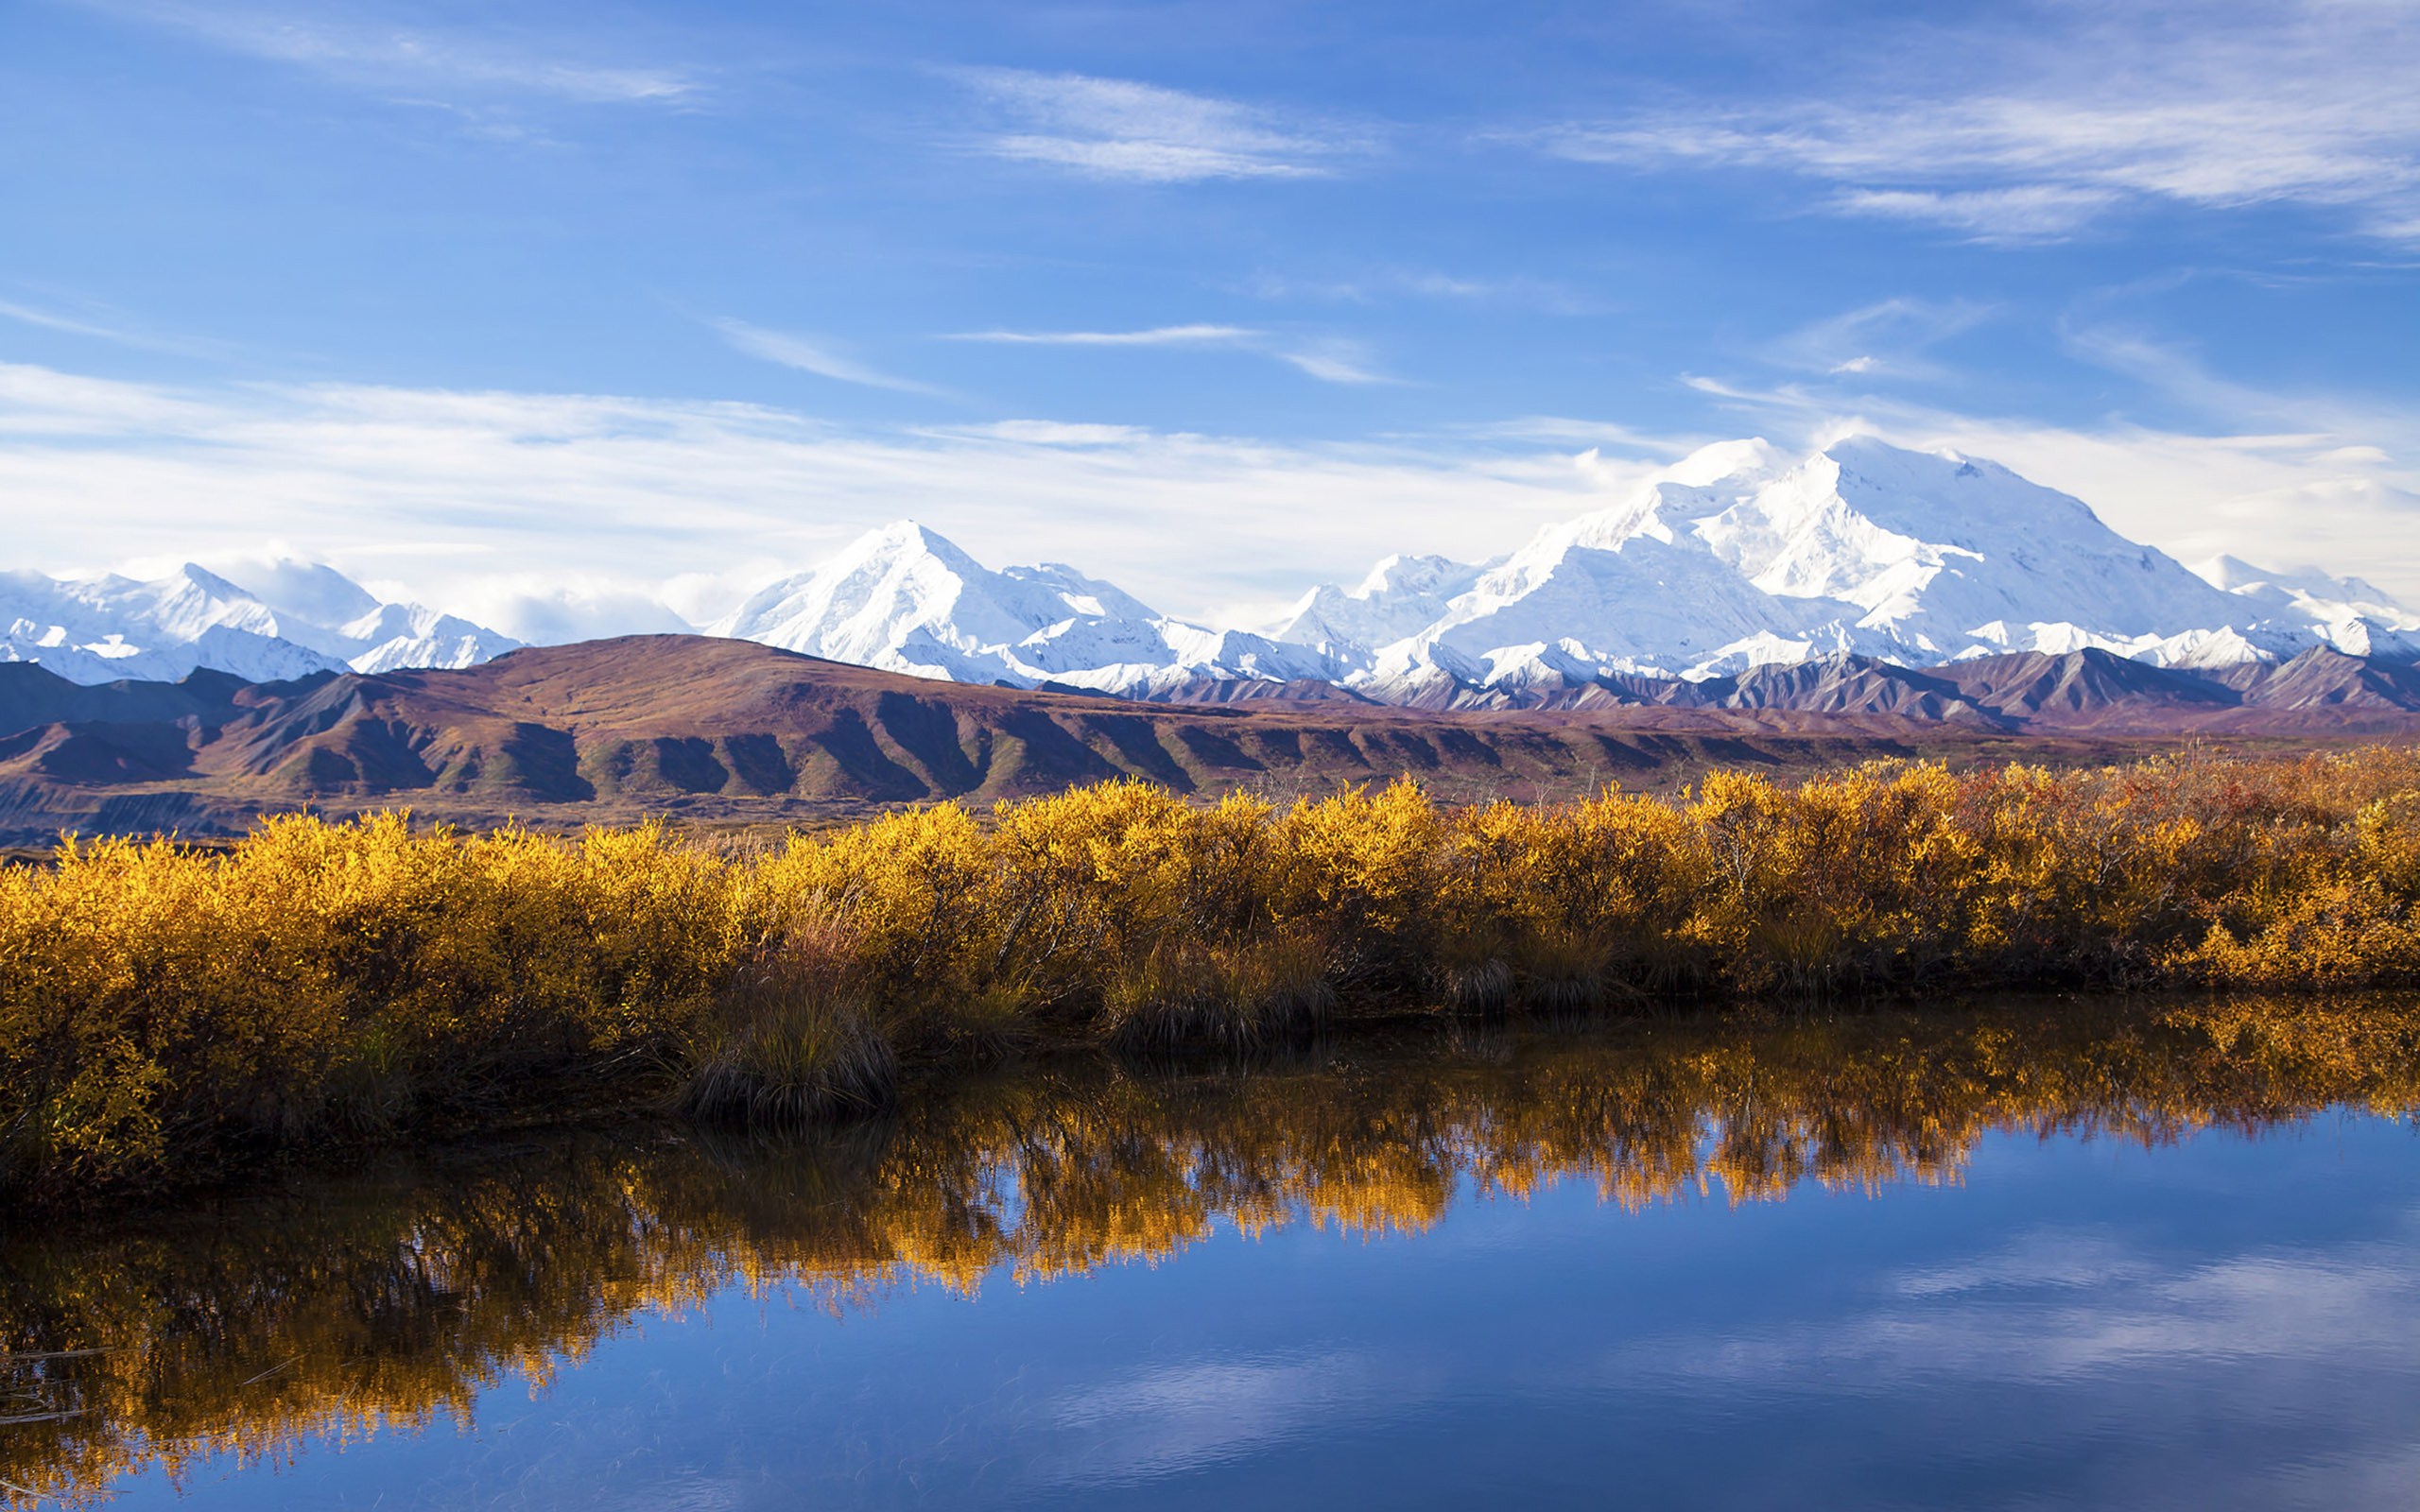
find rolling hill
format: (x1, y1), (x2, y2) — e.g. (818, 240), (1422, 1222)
(5, 634), (2418, 846)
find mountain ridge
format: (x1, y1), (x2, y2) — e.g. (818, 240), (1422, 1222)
(6, 634), (2420, 846)
(10, 437), (2418, 705)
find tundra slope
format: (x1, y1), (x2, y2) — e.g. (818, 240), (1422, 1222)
(4, 634), (2419, 845)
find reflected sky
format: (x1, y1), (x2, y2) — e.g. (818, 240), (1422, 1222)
(10, 1001), (2420, 1510)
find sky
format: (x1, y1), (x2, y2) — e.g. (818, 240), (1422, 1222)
(4, 0), (2419, 638)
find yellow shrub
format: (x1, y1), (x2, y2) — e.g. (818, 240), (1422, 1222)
(11, 745), (2420, 1199)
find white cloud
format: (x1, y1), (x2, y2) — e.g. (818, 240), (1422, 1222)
(1273, 337), (1392, 386)
(1032, 1354), (1404, 1488)
(73, 1), (699, 105)
(4, 352), (2414, 637)
(956, 68), (1360, 182)
(946, 324), (1258, 348)
(1538, 1), (2420, 243)
(1236, 269), (1597, 313)
(714, 318), (952, 397)
(1829, 186), (2123, 243)
(1630, 1240), (2420, 1388)
(445, 576), (700, 644)
(0, 360), (1602, 631)
(1765, 298), (1995, 381)
(942, 324), (1394, 385)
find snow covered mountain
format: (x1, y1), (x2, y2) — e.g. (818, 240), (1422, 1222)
(11, 436), (2413, 704)
(0, 560), (521, 686)
(1305, 434), (2411, 704)
(2189, 555), (2420, 660)
(710, 436), (2420, 705)
(707, 521), (1333, 696)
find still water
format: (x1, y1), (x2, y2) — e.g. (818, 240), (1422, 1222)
(9, 1000), (2420, 1509)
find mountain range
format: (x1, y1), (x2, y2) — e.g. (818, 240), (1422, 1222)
(9, 633), (2420, 847)
(1, 558), (519, 685)
(9, 437), (2418, 709)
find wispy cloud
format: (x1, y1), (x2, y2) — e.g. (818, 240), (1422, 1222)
(715, 318), (950, 397)
(0, 359), (1591, 630)
(956, 68), (1360, 182)
(1764, 298), (1995, 381)
(77, 1), (699, 105)
(4, 347), (2413, 636)
(1830, 186), (2123, 242)
(946, 324), (1256, 348)
(0, 294), (242, 360)
(1537, 1), (2420, 244)
(1274, 337), (1392, 385)
(942, 323), (1393, 384)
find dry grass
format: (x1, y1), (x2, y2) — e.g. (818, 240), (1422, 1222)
(675, 933), (896, 1126)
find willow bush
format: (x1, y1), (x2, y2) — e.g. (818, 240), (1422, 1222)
(8, 746), (2420, 1198)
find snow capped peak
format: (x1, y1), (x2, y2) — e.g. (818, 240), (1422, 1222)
(1001, 562), (1160, 623)
(6, 438), (2411, 702)
(1353, 552), (1474, 600)
(1668, 436), (1788, 488)
(212, 557), (384, 627)
(1267, 434), (2389, 699)
(1271, 551), (1486, 659)
(2193, 553), (2415, 620)
(842, 518), (975, 568)
(0, 558), (521, 686)
(713, 520), (1331, 690)
(2187, 551), (2420, 661)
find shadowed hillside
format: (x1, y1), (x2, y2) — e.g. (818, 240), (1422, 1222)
(2, 635), (2416, 843)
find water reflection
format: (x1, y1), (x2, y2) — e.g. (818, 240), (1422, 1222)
(5, 996), (2419, 1508)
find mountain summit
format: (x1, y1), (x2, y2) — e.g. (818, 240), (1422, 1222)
(708, 519), (1331, 694)
(1310, 435), (2326, 704)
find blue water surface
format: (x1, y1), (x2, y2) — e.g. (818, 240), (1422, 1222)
(93, 1110), (2420, 1511)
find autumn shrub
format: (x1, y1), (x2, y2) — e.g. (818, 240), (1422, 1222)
(11, 745), (2420, 1199)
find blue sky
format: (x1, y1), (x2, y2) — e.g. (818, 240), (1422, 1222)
(4, 0), (2418, 635)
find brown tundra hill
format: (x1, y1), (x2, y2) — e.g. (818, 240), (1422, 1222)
(2, 634), (2416, 844)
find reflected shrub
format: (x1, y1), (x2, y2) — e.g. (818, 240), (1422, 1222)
(8, 997), (2420, 1511)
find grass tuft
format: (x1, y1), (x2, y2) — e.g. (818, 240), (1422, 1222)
(678, 942), (897, 1127)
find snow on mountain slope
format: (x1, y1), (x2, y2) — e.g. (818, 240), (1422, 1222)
(1321, 436), (2392, 701)
(0, 560), (522, 686)
(703, 437), (2420, 706)
(16, 436), (2410, 703)
(1270, 553), (1491, 666)
(2190, 554), (2420, 660)
(710, 521), (1335, 693)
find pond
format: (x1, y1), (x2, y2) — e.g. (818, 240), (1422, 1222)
(8, 998), (2420, 1509)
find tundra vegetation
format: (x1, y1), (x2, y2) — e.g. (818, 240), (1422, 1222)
(8, 747), (2420, 1200)
(5, 997), (2418, 1510)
